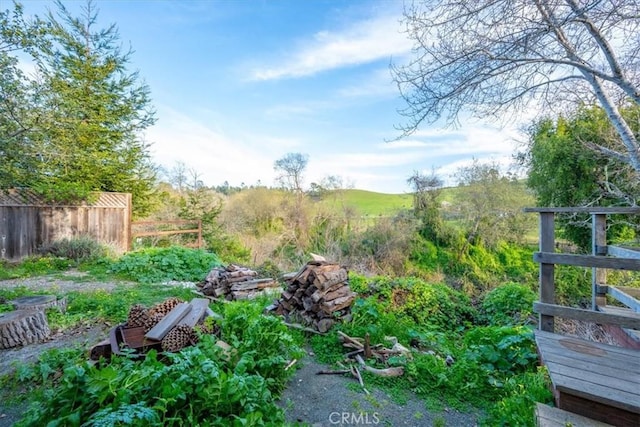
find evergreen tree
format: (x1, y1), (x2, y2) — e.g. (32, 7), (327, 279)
(0, 1), (157, 217)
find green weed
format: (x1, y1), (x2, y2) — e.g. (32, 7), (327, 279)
(108, 246), (221, 283)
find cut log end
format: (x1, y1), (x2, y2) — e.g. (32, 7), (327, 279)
(10, 295), (67, 313)
(0, 310), (51, 349)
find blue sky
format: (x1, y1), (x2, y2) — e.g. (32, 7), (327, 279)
(19, 0), (525, 193)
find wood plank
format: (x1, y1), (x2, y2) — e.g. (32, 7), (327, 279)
(535, 402), (614, 427)
(592, 214), (607, 309)
(177, 299), (209, 327)
(606, 286), (640, 313)
(535, 330), (640, 361)
(544, 361), (639, 396)
(558, 391), (640, 426)
(536, 348), (640, 378)
(536, 336), (640, 370)
(533, 252), (640, 271)
(539, 212), (556, 332)
(552, 375), (640, 414)
(230, 279), (279, 292)
(534, 302), (640, 329)
(607, 245), (640, 260)
(145, 303), (191, 341)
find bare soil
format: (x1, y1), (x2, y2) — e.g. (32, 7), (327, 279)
(278, 350), (480, 427)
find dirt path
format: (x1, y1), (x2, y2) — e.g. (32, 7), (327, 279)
(278, 350), (480, 427)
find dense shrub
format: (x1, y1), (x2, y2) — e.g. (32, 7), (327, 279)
(481, 367), (553, 427)
(109, 246), (221, 283)
(39, 235), (107, 262)
(353, 275), (477, 331)
(480, 283), (536, 326)
(463, 326), (538, 377)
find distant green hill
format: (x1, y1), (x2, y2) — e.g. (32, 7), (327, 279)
(320, 189), (413, 216)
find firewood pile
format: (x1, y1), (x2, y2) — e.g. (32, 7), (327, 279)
(267, 257), (356, 332)
(197, 265), (281, 300)
(90, 297), (219, 360)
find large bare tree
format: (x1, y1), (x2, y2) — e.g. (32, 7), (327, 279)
(394, 0), (640, 174)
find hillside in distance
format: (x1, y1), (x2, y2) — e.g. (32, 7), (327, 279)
(320, 189), (413, 216)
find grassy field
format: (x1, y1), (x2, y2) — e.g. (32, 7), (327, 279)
(320, 189), (413, 216)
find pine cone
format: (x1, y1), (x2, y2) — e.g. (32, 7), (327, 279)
(143, 312), (164, 332)
(148, 297), (184, 317)
(196, 321), (218, 336)
(161, 325), (198, 352)
(127, 304), (150, 328)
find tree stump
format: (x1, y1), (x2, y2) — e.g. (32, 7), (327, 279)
(0, 310), (51, 349)
(10, 295), (67, 313)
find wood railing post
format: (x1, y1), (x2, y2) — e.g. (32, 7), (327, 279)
(539, 212), (555, 332)
(592, 213), (607, 310)
(197, 220), (203, 249)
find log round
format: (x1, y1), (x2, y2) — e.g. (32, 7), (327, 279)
(0, 310), (51, 349)
(10, 295), (67, 313)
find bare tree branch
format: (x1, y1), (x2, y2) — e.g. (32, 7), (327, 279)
(394, 0), (640, 178)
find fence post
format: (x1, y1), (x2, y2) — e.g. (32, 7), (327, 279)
(539, 212), (555, 332)
(592, 213), (607, 310)
(197, 220), (202, 249)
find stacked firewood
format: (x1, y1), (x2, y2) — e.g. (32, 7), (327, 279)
(198, 265), (281, 300)
(269, 258), (356, 332)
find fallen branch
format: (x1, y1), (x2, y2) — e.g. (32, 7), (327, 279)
(355, 354), (404, 377)
(284, 359), (298, 371)
(350, 365), (370, 395)
(316, 369), (351, 375)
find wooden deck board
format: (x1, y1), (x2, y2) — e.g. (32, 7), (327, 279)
(534, 330), (640, 420)
(535, 403), (614, 426)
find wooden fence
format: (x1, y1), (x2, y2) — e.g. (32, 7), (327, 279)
(131, 220), (203, 249)
(0, 190), (132, 261)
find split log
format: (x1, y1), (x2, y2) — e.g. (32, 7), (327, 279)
(10, 295), (67, 313)
(316, 318), (334, 333)
(320, 293), (356, 314)
(230, 279), (278, 292)
(0, 310), (51, 349)
(355, 354), (404, 377)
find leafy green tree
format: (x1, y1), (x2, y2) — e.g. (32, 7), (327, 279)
(407, 169), (444, 243)
(0, 1), (157, 217)
(0, 3), (49, 189)
(453, 160), (535, 249)
(520, 106), (640, 248)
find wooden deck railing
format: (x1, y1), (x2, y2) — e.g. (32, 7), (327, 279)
(524, 207), (640, 334)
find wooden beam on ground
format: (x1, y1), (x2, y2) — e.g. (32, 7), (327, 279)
(177, 299), (209, 327)
(145, 303), (191, 341)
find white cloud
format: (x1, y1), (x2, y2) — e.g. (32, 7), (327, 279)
(337, 68), (397, 99)
(250, 12), (411, 81)
(145, 106), (279, 187)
